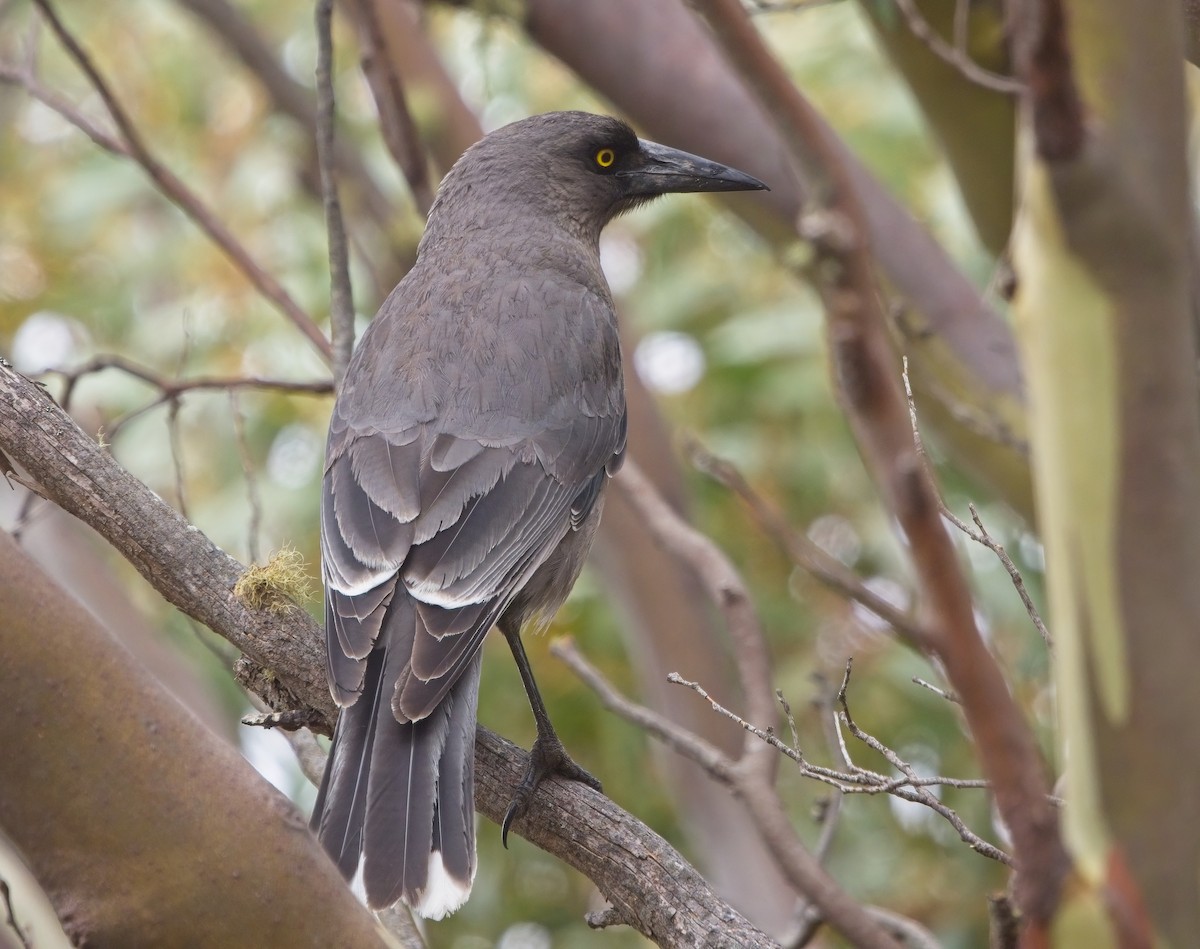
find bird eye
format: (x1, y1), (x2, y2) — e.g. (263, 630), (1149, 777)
(594, 147), (616, 169)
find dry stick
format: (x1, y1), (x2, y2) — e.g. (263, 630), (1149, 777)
(687, 439), (930, 645)
(349, 0), (436, 218)
(952, 0), (971, 61)
(783, 681), (847, 949)
(554, 640), (934, 949)
(890, 0), (1023, 94)
(0, 364), (775, 949)
(667, 674), (1003, 818)
(833, 660), (1011, 864)
(690, 0), (1068, 923)
(166, 398), (190, 523)
(0, 63), (130, 155)
(954, 503), (1053, 650)
(44, 355), (331, 444)
(315, 0), (356, 382)
(26, 0), (332, 364)
(912, 676), (959, 704)
(47, 354), (332, 408)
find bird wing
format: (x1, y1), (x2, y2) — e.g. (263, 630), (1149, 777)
(321, 357), (626, 725)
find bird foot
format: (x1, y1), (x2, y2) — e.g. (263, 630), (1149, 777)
(501, 734), (602, 847)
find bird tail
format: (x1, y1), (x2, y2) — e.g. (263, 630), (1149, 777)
(312, 631), (482, 919)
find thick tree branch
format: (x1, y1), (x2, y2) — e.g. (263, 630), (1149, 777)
(0, 361), (776, 948)
(0, 530), (390, 948)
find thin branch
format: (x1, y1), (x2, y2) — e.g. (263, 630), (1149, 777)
(947, 504), (1053, 650)
(668, 674), (999, 804)
(903, 358), (1052, 650)
(0, 61), (129, 155)
(43, 355), (332, 451)
(952, 0), (970, 62)
(46, 354), (330, 417)
(348, 0), (435, 217)
(614, 460), (777, 776)
(912, 676), (960, 704)
(174, 0), (400, 238)
(834, 660), (1012, 865)
(166, 398), (190, 522)
(314, 0), (356, 382)
(24, 0), (333, 363)
(782, 677), (848, 948)
(743, 0), (843, 14)
(551, 639), (904, 949)
(890, 0), (1023, 95)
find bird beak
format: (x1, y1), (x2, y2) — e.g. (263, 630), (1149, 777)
(618, 139), (769, 196)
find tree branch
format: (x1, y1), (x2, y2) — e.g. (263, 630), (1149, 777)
(614, 461), (777, 776)
(551, 640), (903, 949)
(0, 360), (776, 948)
(314, 0), (357, 381)
(689, 0), (1069, 924)
(0, 529), (389, 948)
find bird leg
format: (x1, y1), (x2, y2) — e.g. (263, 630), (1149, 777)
(500, 626), (602, 847)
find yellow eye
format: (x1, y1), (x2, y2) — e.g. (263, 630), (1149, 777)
(595, 147), (616, 168)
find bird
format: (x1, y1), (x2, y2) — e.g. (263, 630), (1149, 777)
(311, 110), (767, 920)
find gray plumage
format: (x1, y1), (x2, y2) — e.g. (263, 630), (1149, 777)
(311, 111), (765, 918)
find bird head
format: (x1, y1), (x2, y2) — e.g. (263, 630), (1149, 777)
(426, 111), (768, 244)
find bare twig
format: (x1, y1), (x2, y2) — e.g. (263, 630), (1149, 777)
(551, 639), (903, 949)
(166, 398), (190, 522)
(948, 504), (1053, 650)
(0, 61), (129, 154)
(952, 0), (970, 62)
(903, 358), (1052, 650)
(174, 0), (399, 237)
(47, 354), (333, 410)
(314, 0), (356, 382)
(744, 0), (842, 12)
(834, 660), (1011, 865)
(890, 0), (1022, 95)
(44, 355), (331, 445)
(668, 673), (999, 805)
(912, 676), (960, 704)
(24, 0), (333, 363)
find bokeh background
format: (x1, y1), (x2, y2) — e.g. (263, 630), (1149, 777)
(0, 2), (1053, 946)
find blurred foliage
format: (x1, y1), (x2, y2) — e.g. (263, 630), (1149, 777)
(0, 1), (1050, 946)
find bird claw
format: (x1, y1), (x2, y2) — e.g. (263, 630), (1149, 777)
(501, 735), (602, 848)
